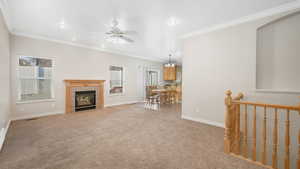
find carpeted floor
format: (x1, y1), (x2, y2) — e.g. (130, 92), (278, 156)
(0, 104), (266, 169)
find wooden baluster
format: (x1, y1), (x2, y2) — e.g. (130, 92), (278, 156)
(243, 104), (248, 157)
(235, 104), (241, 154)
(231, 105), (236, 149)
(284, 109), (290, 169)
(261, 106), (267, 165)
(224, 90), (233, 154)
(272, 108), (278, 169)
(252, 105), (257, 161)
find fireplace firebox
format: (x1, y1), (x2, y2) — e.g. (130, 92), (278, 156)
(75, 90), (96, 112)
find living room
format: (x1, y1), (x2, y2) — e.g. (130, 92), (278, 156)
(1, 0), (300, 169)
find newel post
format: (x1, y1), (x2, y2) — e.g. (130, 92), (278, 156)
(233, 92), (243, 154)
(224, 90), (233, 154)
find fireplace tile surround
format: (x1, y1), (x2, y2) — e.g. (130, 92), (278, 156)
(64, 80), (105, 113)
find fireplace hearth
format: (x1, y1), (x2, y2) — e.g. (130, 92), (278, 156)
(75, 90), (96, 112)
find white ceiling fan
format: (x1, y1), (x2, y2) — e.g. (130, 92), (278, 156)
(105, 19), (135, 44)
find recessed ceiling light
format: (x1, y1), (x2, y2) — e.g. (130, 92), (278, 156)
(167, 17), (180, 27)
(59, 20), (66, 29)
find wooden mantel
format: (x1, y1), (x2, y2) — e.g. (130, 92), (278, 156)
(64, 80), (105, 113)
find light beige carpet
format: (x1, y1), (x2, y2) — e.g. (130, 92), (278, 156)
(0, 104), (266, 169)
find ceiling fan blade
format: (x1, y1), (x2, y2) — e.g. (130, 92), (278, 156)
(120, 36), (134, 43)
(110, 34), (119, 38)
(123, 30), (137, 35)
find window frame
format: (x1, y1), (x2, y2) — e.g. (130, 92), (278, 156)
(16, 55), (55, 104)
(142, 67), (161, 99)
(109, 65), (125, 96)
(145, 69), (160, 86)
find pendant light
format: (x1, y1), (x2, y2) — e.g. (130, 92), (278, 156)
(164, 54), (176, 67)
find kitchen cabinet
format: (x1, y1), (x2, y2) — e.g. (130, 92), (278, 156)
(163, 66), (176, 81)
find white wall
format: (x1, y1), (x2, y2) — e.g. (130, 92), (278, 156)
(10, 35), (162, 120)
(0, 9), (10, 132)
(182, 8), (300, 126)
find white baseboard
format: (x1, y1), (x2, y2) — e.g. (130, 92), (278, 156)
(11, 101), (142, 121)
(11, 111), (64, 121)
(104, 100), (142, 108)
(0, 120), (11, 151)
(181, 115), (224, 128)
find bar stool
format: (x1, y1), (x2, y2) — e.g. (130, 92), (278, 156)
(145, 94), (160, 110)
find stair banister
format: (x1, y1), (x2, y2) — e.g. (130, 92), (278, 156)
(224, 90), (300, 169)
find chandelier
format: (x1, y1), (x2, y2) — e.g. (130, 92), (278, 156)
(164, 54), (176, 67)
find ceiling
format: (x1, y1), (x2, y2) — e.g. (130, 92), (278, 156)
(2, 0), (296, 61)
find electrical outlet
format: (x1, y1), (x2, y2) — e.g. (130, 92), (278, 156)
(195, 108), (200, 113)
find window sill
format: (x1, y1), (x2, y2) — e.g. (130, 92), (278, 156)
(255, 89), (300, 94)
(16, 99), (56, 104)
(109, 93), (125, 97)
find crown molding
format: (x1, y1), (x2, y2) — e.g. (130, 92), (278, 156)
(11, 31), (165, 62)
(181, 0), (300, 39)
(0, 0), (12, 32)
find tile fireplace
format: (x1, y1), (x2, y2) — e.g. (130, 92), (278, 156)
(64, 80), (105, 113)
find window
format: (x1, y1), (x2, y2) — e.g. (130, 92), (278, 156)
(18, 56), (54, 102)
(109, 66), (124, 94)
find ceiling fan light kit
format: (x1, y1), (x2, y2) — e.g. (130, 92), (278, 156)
(106, 36), (128, 44)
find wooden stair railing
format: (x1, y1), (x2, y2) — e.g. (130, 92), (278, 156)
(224, 90), (300, 169)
